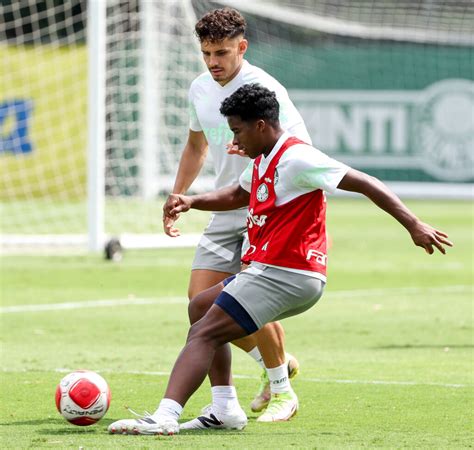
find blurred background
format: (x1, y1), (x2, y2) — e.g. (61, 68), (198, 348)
(1, 0), (473, 252)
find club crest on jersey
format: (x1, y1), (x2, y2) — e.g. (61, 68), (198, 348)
(256, 183), (269, 202)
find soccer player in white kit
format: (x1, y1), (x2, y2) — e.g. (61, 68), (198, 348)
(109, 84), (452, 436)
(163, 8), (309, 420)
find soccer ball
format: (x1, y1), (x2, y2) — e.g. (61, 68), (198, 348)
(55, 370), (111, 426)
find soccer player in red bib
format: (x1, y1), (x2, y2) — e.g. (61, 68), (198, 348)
(109, 84), (452, 436)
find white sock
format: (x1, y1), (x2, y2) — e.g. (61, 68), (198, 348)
(267, 363), (292, 394)
(247, 346), (265, 369)
(153, 398), (183, 420)
(211, 385), (240, 413)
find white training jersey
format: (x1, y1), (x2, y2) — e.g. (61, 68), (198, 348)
(239, 132), (350, 205)
(188, 60), (312, 190)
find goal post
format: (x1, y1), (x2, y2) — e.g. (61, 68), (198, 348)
(87, 0), (106, 252)
(1, 0), (472, 254)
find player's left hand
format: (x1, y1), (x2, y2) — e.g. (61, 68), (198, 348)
(408, 221), (453, 254)
(226, 142), (248, 157)
(163, 215), (181, 237)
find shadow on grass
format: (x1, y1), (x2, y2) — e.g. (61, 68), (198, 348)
(0, 418), (111, 435)
(0, 418), (65, 426)
(36, 428), (104, 435)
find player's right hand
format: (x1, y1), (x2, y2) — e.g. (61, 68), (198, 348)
(408, 221), (453, 255)
(163, 194), (193, 236)
(163, 194), (182, 237)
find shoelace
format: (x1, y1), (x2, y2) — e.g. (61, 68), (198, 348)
(126, 406), (152, 419)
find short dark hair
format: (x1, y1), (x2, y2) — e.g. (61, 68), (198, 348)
(195, 8), (246, 43)
(220, 83), (280, 125)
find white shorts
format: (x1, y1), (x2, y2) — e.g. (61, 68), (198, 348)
(192, 209), (248, 274)
(216, 263), (325, 333)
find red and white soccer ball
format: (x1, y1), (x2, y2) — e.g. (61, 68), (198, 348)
(55, 370), (111, 426)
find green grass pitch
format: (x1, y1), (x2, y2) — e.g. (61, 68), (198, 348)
(1, 198), (472, 448)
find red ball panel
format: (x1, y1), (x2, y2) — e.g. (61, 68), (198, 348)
(68, 378), (101, 409)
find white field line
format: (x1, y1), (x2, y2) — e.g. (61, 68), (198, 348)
(1, 367), (469, 389)
(0, 297), (187, 313)
(1, 284), (471, 314)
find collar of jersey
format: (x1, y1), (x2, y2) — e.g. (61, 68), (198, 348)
(258, 131), (291, 178)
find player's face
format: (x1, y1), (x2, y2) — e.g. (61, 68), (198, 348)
(227, 116), (265, 159)
(200, 37), (248, 86)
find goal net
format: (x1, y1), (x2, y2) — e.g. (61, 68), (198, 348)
(1, 0), (472, 253)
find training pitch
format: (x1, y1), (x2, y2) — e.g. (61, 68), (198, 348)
(1, 198), (472, 448)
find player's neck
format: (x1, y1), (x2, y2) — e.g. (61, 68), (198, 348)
(218, 60), (244, 87)
(262, 129), (285, 157)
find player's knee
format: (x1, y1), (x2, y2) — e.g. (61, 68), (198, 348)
(187, 285), (196, 301)
(188, 293), (208, 324)
(186, 318), (226, 348)
(188, 288), (220, 323)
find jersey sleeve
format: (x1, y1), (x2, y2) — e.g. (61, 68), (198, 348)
(280, 144), (350, 194)
(188, 86), (202, 132)
(238, 160), (253, 193)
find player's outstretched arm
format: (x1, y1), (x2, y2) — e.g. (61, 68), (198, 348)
(163, 130), (208, 237)
(337, 169), (453, 255)
(164, 184), (250, 224)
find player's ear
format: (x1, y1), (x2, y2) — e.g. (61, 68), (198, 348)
(238, 38), (248, 55)
(256, 119), (266, 132)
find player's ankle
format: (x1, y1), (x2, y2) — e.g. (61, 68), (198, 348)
(267, 363), (292, 394)
(211, 385), (241, 413)
(153, 398), (183, 421)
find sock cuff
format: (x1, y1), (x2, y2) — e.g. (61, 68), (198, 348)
(211, 385), (237, 397)
(266, 362), (291, 394)
(156, 398), (183, 419)
(266, 362), (288, 378)
(247, 346), (265, 369)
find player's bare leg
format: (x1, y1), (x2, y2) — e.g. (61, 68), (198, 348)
(188, 269), (231, 299)
(189, 269), (259, 352)
(189, 283), (299, 422)
(186, 273), (253, 427)
(188, 282), (234, 387)
(165, 304), (247, 403)
(255, 322), (285, 367)
(108, 304), (248, 435)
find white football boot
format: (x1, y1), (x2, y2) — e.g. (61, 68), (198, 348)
(250, 352), (300, 413)
(180, 406), (247, 431)
(256, 390), (299, 422)
(108, 414), (179, 435)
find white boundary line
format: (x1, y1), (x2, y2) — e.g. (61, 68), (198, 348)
(0, 297), (187, 313)
(1, 367), (469, 389)
(1, 285), (471, 314)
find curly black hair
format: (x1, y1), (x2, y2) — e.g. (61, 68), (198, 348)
(195, 8), (246, 43)
(220, 83), (280, 125)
